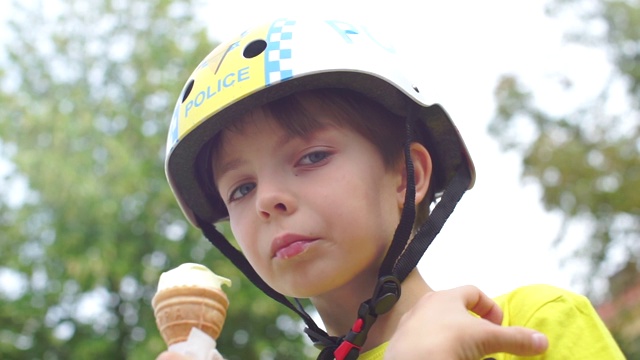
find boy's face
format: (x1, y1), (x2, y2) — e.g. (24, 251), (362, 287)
(212, 105), (405, 298)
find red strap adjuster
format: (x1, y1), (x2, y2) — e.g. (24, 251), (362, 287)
(333, 318), (364, 360)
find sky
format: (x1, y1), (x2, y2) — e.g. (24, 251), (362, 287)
(0, 0), (612, 299)
(197, 0), (612, 297)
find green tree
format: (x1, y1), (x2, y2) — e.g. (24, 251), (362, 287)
(489, 0), (639, 357)
(0, 0), (312, 358)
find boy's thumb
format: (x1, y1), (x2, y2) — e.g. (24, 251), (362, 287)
(484, 328), (548, 357)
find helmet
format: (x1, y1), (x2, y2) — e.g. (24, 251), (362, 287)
(165, 18), (475, 227)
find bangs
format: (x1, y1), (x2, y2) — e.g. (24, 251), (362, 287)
(264, 89), (406, 168)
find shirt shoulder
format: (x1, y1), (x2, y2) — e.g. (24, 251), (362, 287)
(359, 342), (388, 360)
(494, 284), (587, 323)
(491, 284), (624, 360)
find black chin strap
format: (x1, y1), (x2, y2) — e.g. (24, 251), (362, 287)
(380, 104), (472, 282)
(197, 219), (334, 345)
(198, 104), (472, 360)
(391, 163), (471, 281)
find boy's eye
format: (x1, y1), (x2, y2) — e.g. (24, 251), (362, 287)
(229, 183), (256, 202)
(298, 151), (330, 166)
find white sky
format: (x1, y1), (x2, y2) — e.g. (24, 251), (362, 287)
(0, 0), (612, 299)
(199, 0), (611, 297)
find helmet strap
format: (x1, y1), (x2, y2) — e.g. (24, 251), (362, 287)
(380, 103), (473, 283)
(378, 103), (418, 278)
(391, 163), (471, 280)
(196, 218), (334, 345)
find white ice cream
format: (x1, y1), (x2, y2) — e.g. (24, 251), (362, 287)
(157, 263), (231, 292)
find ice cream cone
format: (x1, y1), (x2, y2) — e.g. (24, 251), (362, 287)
(152, 263), (232, 347)
(153, 286), (229, 345)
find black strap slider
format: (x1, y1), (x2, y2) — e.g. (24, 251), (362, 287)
(371, 275), (401, 315)
(332, 276), (403, 359)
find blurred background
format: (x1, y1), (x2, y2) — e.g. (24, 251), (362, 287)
(0, 0), (638, 358)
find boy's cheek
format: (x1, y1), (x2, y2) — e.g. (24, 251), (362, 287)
(229, 219), (253, 250)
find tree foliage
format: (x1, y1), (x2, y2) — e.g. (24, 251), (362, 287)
(490, 0), (639, 284)
(489, 0), (639, 357)
(0, 0), (312, 358)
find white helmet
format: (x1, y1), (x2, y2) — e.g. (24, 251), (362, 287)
(165, 18), (474, 227)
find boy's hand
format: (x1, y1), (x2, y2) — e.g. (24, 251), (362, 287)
(156, 349), (225, 360)
(156, 351), (191, 360)
(385, 285), (548, 360)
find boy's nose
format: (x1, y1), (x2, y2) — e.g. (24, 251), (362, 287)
(255, 184), (297, 220)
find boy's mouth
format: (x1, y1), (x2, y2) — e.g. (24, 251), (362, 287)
(271, 233), (319, 260)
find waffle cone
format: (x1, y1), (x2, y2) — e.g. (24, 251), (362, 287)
(152, 286), (229, 346)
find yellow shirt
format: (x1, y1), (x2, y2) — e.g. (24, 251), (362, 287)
(359, 284), (624, 359)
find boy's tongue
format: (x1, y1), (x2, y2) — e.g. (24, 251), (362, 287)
(275, 239), (314, 259)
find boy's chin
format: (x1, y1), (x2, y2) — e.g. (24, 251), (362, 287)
(267, 278), (332, 300)
(270, 284), (322, 299)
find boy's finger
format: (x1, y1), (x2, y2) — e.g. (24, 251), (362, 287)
(457, 285), (504, 325)
(484, 327), (549, 356)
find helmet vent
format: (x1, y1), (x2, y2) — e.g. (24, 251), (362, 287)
(243, 40), (267, 59)
(181, 79), (194, 103)
(412, 85), (420, 93)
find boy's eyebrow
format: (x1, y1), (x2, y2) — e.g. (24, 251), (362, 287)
(214, 131), (297, 181)
(274, 131), (297, 148)
(214, 157), (245, 183)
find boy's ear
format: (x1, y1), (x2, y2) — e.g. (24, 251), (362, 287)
(397, 142), (432, 208)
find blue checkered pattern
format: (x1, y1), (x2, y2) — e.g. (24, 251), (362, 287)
(265, 19), (295, 85)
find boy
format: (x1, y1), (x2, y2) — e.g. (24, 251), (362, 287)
(159, 18), (623, 359)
